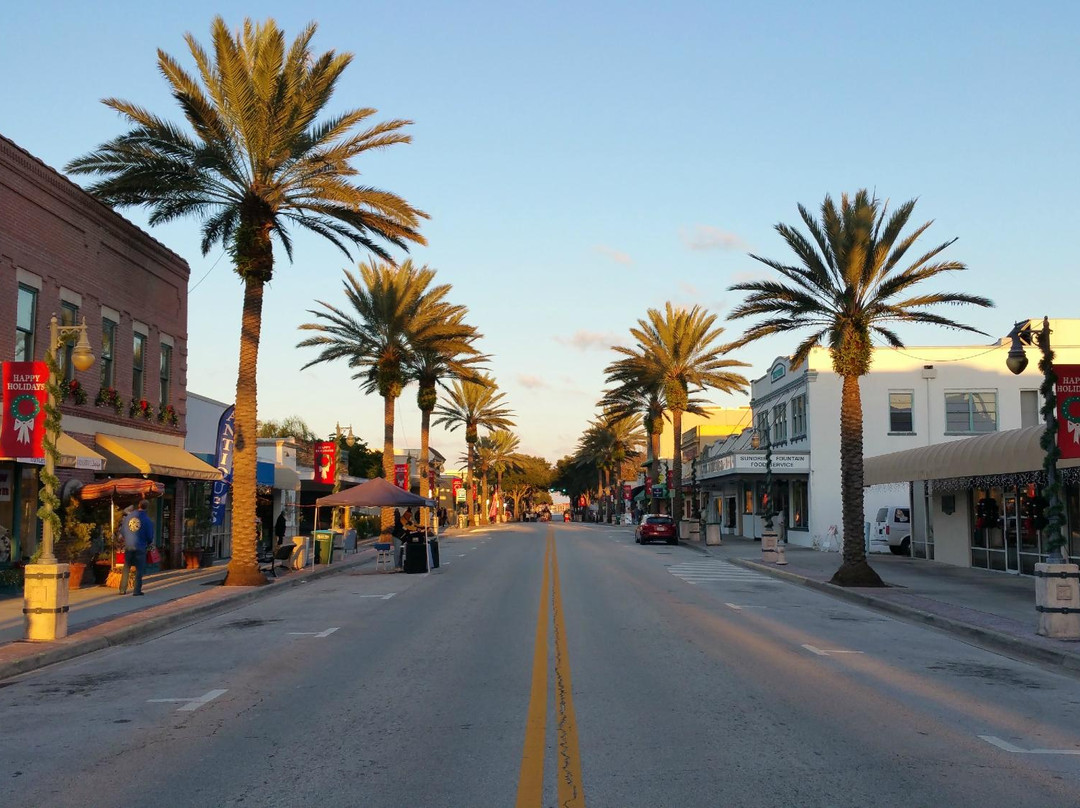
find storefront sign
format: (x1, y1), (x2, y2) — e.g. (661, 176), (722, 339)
(1056, 364), (1080, 460)
(394, 463), (409, 490)
(210, 405), (235, 526)
(313, 441), (336, 485)
(452, 477), (464, 502)
(701, 452), (810, 477)
(1, 362), (48, 459)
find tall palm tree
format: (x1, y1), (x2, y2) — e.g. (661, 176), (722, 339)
(297, 261), (472, 535)
(433, 375), (515, 524)
(600, 369), (708, 514)
(407, 318), (487, 526)
(727, 190), (993, 586)
(611, 304), (748, 522)
(476, 430), (521, 521)
(66, 17), (426, 585)
(576, 417), (644, 521)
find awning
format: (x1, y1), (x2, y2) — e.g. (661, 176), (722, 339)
(95, 433), (222, 481)
(274, 466), (301, 490)
(863, 426), (1080, 486)
(6, 432), (106, 470)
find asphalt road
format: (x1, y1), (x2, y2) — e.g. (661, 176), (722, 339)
(2, 523), (1079, 807)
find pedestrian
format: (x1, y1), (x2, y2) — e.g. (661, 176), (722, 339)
(777, 509), (787, 544)
(118, 499), (155, 596)
(274, 510), (287, 546)
(392, 509), (404, 569)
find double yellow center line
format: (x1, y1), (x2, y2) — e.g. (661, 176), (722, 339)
(515, 529), (586, 807)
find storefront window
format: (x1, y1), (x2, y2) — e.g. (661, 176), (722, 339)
(742, 484), (753, 514)
(19, 467), (39, 562)
(0, 464), (14, 566)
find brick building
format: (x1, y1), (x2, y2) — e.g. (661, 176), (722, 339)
(0, 133), (218, 569)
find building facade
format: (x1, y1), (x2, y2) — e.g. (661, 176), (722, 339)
(1, 134), (219, 568)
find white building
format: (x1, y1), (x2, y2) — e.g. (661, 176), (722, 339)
(696, 320), (1080, 551)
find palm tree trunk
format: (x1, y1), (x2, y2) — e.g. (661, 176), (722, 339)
(466, 443), (475, 524)
(419, 405), (431, 529)
(830, 374), (884, 586)
(224, 276), (268, 586)
(495, 469), (503, 522)
(649, 430), (661, 515)
(381, 392), (396, 538)
(671, 408), (683, 522)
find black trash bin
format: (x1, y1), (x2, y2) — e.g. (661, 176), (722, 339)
(403, 536), (428, 574)
(428, 537), (440, 569)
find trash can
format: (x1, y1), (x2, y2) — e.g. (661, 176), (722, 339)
(429, 537), (440, 569)
(313, 530), (338, 564)
(403, 536), (428, 574)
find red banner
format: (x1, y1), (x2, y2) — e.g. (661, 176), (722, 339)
(452, 477), (463, 501)
(666, 469), (674, 488)
(1056, 364), (1080, 459)
(428, 470), (436, 491)
(394, 463), (409, 490)
(623, 483), (632, 501)
(313, 441), (336, 484)
(1, 362), (48, 459)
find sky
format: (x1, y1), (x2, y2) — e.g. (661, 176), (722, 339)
(3, 1), (1078, 465)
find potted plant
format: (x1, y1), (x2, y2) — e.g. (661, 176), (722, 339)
(56, 499), (95, 590)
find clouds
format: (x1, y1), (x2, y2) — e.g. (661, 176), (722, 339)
(593, 244), (633, 265)
(554, 330), (624, 351)
(679, 224), (747, 252)
(518, 374), (548, 389)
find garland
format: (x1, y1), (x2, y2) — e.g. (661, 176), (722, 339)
(36, 349), (63, 550)
(63, 378), (87, 405)
(158, 403), (179, 427)
(95, 386), (123, 415)
(1037, 328), (1066, 556)
(129, 398), (154, 420)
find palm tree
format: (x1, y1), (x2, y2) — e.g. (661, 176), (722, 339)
(433, 375), (515, 524)
(727, 190), (993, 586)
(297, 261), (473, 535)
(575, 418), (644, 521)
(476, 430), (521, 521)
(407, 318), (487, 526)
(611, 304), (748, 522)
(600, 369), (708, 514)
(66, 17), (426, 586)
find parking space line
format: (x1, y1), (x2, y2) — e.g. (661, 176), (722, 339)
(148, 689), (227, 712)
(980, 735), (1080, 755)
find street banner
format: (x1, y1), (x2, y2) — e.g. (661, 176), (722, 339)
(394, 463), (409, 490)
(1056, 364), (1080, 459)
(428, 469), (436, 491)
(623, 483), (632, 501)
(210, 405), (235, 525)
(666, 469), (674, 488)
(314, 441), (336, 484)
(452, 477), (464, 502)
(1, 361), (48, 459)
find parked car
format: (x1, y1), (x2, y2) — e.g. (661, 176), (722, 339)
(874, 506), (912, 555)
(540, 509), (551, 522)
(635, 515), (677, 545)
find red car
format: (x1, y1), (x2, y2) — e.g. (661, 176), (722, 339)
(563, 511), (571, 522)
(635, 515), (677, 545)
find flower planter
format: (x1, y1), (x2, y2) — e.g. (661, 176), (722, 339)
(199, 548), (216, 568)
(183, 550), (202, 570)
(68, 562), (87, 591)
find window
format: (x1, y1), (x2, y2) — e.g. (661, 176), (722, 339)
(100, 318), (117, 389)
(945, 391), (997, 433)
(756, 411), (770, 444)
(791, 395), (807, 437)
(159, 343), (172, 406)
(1020, 390), (1039, 429)
(790, 480), (808, 528)
(15, 285), (37, 361)
(772, 403), (788, 443)
(132, 332), (147, 400)
(889, 391), (914, 433)
(59, 302), (79, 382)
(742, 484), (754, 514)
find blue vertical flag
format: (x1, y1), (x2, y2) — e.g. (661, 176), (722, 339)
(210, 404), (235, 525)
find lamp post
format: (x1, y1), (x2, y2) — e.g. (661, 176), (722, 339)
(1006, 317), (1066, 561)
(25, 315), (94, 641)
(332, 422), (355, 531)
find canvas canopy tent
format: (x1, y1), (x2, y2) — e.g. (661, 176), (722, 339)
(315, 476), (435, 509)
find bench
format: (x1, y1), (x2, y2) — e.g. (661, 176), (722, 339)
(258, 543), (295, 577)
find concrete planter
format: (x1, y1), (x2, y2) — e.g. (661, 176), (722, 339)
(679, 520), (700, 540)
(705, 523), (722, 546)
(761, 529), (778, 563)
(1035, 562), (1080, 639)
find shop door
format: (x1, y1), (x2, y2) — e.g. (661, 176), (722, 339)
(1002, 493), (1021, 573)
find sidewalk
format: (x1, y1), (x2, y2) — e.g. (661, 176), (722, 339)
(681, 533), (1080, 676)
(0, 545), (379, 681)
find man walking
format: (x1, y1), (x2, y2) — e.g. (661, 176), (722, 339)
(119, 499), (155, 596)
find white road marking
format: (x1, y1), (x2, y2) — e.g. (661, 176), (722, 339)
(802, 644), (863, 657)
(148, 689), (227, 712)
(288, 627), (340, 637)
(725, 603), (767, 610)
(979, 736), (1080, 755)
(356, 593), (396, 600)
(668, 561), (771, 585)
(458, 553), (467, 557)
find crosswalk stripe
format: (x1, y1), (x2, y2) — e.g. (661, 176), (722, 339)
(667, 561), (772, 584)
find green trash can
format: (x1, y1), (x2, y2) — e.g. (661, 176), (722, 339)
(313, 530), (337, 564)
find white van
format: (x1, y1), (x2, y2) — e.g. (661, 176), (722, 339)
(874, 506), (912, 555)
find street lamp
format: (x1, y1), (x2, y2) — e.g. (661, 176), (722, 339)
(750, 425), (774, 530)
(1005, 317), (1067, 561)
(25, 315), (94, 641)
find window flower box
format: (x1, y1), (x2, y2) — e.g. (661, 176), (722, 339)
(95, 386), (124, 415)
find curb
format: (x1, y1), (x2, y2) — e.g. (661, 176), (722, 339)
(0, 550), (375, 682)
(727, 557), (1080, 678)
